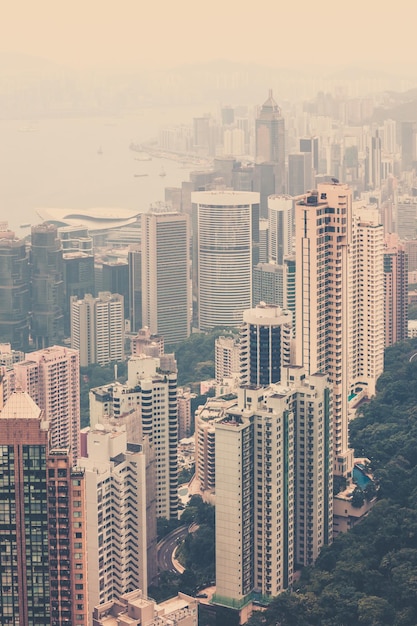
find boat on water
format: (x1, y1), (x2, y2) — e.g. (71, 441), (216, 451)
(134, 174), (148, 177)
(159, 167), (166, 177)
(97, 146), (103, 155)
(134, 155), (152, 162)
(20, 223), (31, 228)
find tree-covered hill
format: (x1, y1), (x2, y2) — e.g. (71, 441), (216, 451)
(167, 328), (239, 387)
(248, 338), (417, 626)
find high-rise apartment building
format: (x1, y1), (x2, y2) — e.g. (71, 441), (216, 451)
(192, 190), (258, 330)
(350, 204), (385, 397)
(214, 368), (332, 607)
(30, 223), (65, 349)
(215, 335), (240, 384)
(13, 345), (80, 463)
(89, 355), (178, 520)
(384, 233), (408, 346)
(141, 208), (190, 344)
(0, 223), (30, 351)
(268, 195), (294, 265)
(255, 90), (285, 194)
(240, 303), (292, 387)
(78, 426), (148, 611)
(70, 292), (125, 366)
(295, 182), (353, 476)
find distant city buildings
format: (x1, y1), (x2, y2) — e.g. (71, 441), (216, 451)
(192, 190), (259, 330)
(141, 207), (190, 344)
(70, 291), (125, 366)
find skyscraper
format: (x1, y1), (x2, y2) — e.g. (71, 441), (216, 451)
(255, 90), (285, 194)
(89, 354), (178, 520)
(192, 190), (258, 331)
(78, 426), (148, 610)
(0, 390), (88, 626)
(288, 153), (314, 196)
(214, 368), (332, 607)
(141, 207), (190, 344)
(71, 292), (125, 366)
(0, 223), (30, 351)
(13, 345), (81, 463)
(350, 204), (384, 397)
(384, 233), (408, 347)
(295, 182), (353, 476)
(240, 303), (292, 387)
(268, 195), (293, 265)
(30, 223), (64, 349)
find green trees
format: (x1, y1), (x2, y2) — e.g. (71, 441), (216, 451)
(250, 338), (417, 625)
(167, 328), (238, 386)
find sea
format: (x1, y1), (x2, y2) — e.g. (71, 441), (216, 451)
(0, 106), (211, 234)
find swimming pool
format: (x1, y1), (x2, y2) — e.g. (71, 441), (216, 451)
(353, 465), (372, 490)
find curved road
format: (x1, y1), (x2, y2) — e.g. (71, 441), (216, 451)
(157, 525), (188, 574)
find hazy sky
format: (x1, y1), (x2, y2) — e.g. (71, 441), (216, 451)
(2, 0), (417, 71)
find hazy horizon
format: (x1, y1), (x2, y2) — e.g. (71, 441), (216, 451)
(2, 0), (417, 73)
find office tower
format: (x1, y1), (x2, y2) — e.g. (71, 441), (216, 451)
(268, 195), (294, 265)
(259, 218), (268, 263)
(192, 190), (258, 331)
(0, 223), (30, 351)
(78, 426), (148, 610)
(141, 208), (190, 344)
(30, 223), (65, 349)
(401, 121), (417, 170)
(215, 335), (240, 383)
(288, 153), (314, 196)
(255, 90), (285, 194)
(0, 390), (87, 626)
(58, 224), (93, 253)
(13, 345), (80, 462)
(90, 354), (178, 520)
(396, 196), (417, 240)
(195, 395), (238, 496)
(300, 136), (319, 172)
(71, 292), (125, 366)
(350, 205), (384, 398)
(214, 370), (332, 606)
(252, 262), (284, 307)
(62, 251), (95, 335)
(405, 239), (417, 271)
(93, 590), (198, 626)
(254, 162), (280, 219)
(102, 260), (129, 320)
(128, 245), (142, 333)
(365, 131), (382, 190)
(384, 233), (408, 347)
(232, 162), (255, 193)
(240, 303), (292, 387)
(295, 183), (353, 476)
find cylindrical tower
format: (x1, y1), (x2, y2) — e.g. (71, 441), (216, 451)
(192, 190), (259, 331)
(240, 302), (292, 387)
